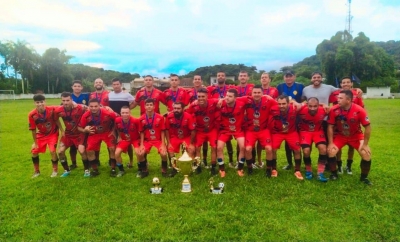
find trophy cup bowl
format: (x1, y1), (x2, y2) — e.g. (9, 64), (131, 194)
(171, 149), (200, 192)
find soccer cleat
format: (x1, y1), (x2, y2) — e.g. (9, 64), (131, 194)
(324, 164), (330, 172)
(84, 170), (91, 178)
(31, 171), (40, 178)
(282, 164), (292, 170)
(110, 169), (117, 177)
(257, 162), (265, 169)
(271, 169), (278, 177)
(50, 171), (58, 178)
(360, 177), (373, 185)
(196, 166), (202, 174)
(211, 168), (217, 176)
(60, 171), (70, 177)
(140, 171), (149, 178)
(136, 171), (142, 178)
(90, 170), (100, 177)
(337, 166), (343, 174)
(127, 163), (133, 169)
(252, 164), (259, 169)
(317, 173), (328, 182)
(219, 170), (226, 178)
(117, 171), (125, 177)
(229, 162), (235, 169)
(69, 164), (78, 170)
(265, 169), (272, 178)
(237, 169), (244, 177)
(305, 171), (313, 180)
(248, 168), (253, 175)
(294, 171), (304, 180)
(329, 174), (338, 181)
(346, 166), (353, 175)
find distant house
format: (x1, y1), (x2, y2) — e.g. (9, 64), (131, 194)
(209, 76), (236, 85)
(180, 78), (194, 88)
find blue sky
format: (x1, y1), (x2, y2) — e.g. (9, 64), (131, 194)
(1, 0), (399, 77)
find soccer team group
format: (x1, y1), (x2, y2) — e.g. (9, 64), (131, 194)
(28, 70), (373, 185)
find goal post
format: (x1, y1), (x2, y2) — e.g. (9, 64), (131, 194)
(0, 90), (16, 100)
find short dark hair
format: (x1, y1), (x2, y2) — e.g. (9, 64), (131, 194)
(173, 102), (184, 108)
(170, 74), (179, 78)
(253, 84), (262, 90)
(341, 76), (352, 82)
(72, 80), (82, 85)
(239, 70), (248, 75)
(145, 98), (155, 104)
(197, 88), (208, 94)
(340, 90), (353, 100)
(33, 94), (45, 101)
(217, 71), (225, 74)
(227, 88), (238, 97)
(144, 75), (154, 80)
(61, 92), (72, 98)
(121, 105), (130, 110)
(112, 78), (121, 84)
(277, 94), (289, 103)
(89, 98), (100, 104)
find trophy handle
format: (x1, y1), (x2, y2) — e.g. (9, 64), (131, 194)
(171, 157), (180, 171)
(192, 156), (201, 172)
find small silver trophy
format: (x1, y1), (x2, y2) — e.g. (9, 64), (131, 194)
(209, 178), (224, 194)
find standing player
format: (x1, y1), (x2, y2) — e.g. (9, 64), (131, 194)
(241, 85), (277, 175)
(132, 75), (165, 115)
(114, 106), (141, 177)
(90, 78), (110, 107)
(297, 97), (329, 182)
(186, 88), (220, 175)
(78, 99), (118, 177)
(329, 76), (364, 174)
(187, 75), (204, 103)
(217, 89), (246, 177)
(260, 72), (279, 99)
(69, 80), (90, 169)
(165, 102), (196, 176)
(163, 74), (190, 112)
(302, 72), (338, 106)
(276, 70), (305, 170)
(138, 99), (168, 178)
(327, 90), (372, 185)
(207, 71), (236, 168)
(108, 78), (135, 168)
(28, 94), (63, 178)
(236, 70), (254, 97)
(269, 95), (303, 180)
(55, 92), (88, 177)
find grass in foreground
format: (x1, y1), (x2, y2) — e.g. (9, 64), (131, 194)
(0, 99), (399, 241)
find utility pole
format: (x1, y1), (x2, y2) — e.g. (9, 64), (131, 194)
(344, 0), (353, 42)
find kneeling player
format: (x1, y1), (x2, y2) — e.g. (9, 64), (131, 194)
(78, 99), (118, 177)
(114, 106), (141, 177)
(138, 99), (168, 178)
(298, 97), (328, 182)
(327, 90), (372, 185)
(165, 102), (196, 176)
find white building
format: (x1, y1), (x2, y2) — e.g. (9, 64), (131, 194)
(366, 87), (391, 98)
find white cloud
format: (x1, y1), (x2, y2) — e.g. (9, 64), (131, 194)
(61, 40), (101, 52)
(83, 62), (108, 69)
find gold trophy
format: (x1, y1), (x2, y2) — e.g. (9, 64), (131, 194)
(150, 177), (163, 194)
(209, 177), (224, 194)
(171, 147), (201, 193)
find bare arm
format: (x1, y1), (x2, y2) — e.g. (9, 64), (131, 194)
(31, 130), (37, 147)
(363, 124), (371, 146)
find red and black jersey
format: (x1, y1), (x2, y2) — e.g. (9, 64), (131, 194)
(269, 104), (298, 134)
(186, 99), (220, 132)
(261, 86), (279, 99)
(79, 108), (118, 134)
(236, 84), (254, 97)
(55, 104), (87, 136)
(138, 112), (165, 141)
(328, 104), (370, 137)
(90, 90), (110, 107)
(329, 89), (364, 108)
(115, 116), (140, 141)
(163, 88), (190, 112)
(28, 106), (59, 138)
(207, 85), (235, 99)
(165, 112), (195, 139)
(135, 88), (165, 115)
(298, 105), (326, 132)
(237, 96), (277, 131)
(218, 99), (246, 133)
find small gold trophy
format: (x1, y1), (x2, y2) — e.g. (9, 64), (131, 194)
(171, 147), (200, 193)
(150, 177), (163, 194)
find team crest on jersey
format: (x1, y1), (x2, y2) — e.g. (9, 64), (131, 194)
(45, 122), (51, 128)
(97, 126), (103, 131)
(150, 129), (156, 135)
(308, 123), (315, 131)
(254, 112), (260, 118)
(365, 116), (369, 121)
(229, 118), (236, 124)
(203, 117), (210, 123)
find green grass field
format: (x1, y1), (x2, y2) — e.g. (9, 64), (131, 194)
(1, 99), (399, 241)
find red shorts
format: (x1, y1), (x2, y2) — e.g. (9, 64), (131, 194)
(86, 133), (116, 151)
(143, 140), (164, 154)
(245, 129), (272, 147)
(300, 131), (326, 147)
(195, 129), (218, 148)
(333, 134), (364, 150)
(272, 132), (301, 151)
(117, 139), (140, 152)
(168, 137), (192, 153)
(218, 131), (244, 143)
(31, 133), (58, 154)
(60, 134), (85, 148)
